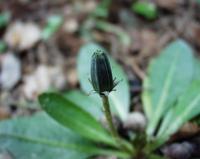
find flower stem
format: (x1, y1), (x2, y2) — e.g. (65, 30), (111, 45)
(101, 95), (133, 154)
(102, 95), (119, 139)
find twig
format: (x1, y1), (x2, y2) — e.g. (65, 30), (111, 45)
(127, 57), (146, 80)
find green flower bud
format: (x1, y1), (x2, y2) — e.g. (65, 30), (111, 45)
(90, 50), (118, 96)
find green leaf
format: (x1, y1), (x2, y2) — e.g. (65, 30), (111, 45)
(0, 112), (129, 159)
(42, 15), (63, 40)
(193, 58), (200, 81)
(132, 2), (158, 20)
(149, 154), (166, 159)
(92, 0), (112, 18)
(0, 112), (93, 159)
(0, 41), (6, 53)
(144, 39), (194, 136)
(196, 0), (200, 4)
(77, 43), (130, 121)
(156, 87), (200, 138)
(158, 81), (200, 139)
(39, 93), (116, 146)
(64, 90), (103, 119)
(0, 12), (10, 28)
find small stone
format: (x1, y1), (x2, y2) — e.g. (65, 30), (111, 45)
(67, 68), (78, 88)
(83, 0), (97, 13)
(63, 18), (78, 33)
(23, 65), (66, 100)
(4, 21), (41, 51)
(0, 53), (21, 90)
(23, 65), (50, 100)
(124, 112), (146, 132)
(162, 142), (194, 159)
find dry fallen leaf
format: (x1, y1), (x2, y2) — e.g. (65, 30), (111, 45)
(130, 29), (158, 59)
(155, 0), (185, 10)
(0, 106), (10, 120)
(185, 22), (200, 48)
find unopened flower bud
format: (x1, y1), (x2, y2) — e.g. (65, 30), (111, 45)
(90, 50), (117, 96)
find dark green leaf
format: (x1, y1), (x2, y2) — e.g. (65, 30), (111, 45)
(39, 93), (116, 146)
(77, 43), (130, 121)
(143, 39), (194, 136)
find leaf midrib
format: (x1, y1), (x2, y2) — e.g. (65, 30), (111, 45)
(147, 50), (180, 135)
(52, 108), (113, 144)
(0, 133), (129, 158)
(166, 93), (200, 135)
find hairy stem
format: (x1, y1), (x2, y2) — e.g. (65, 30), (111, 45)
(102, 95), (119, 139)
(101, 95), (133, 154)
